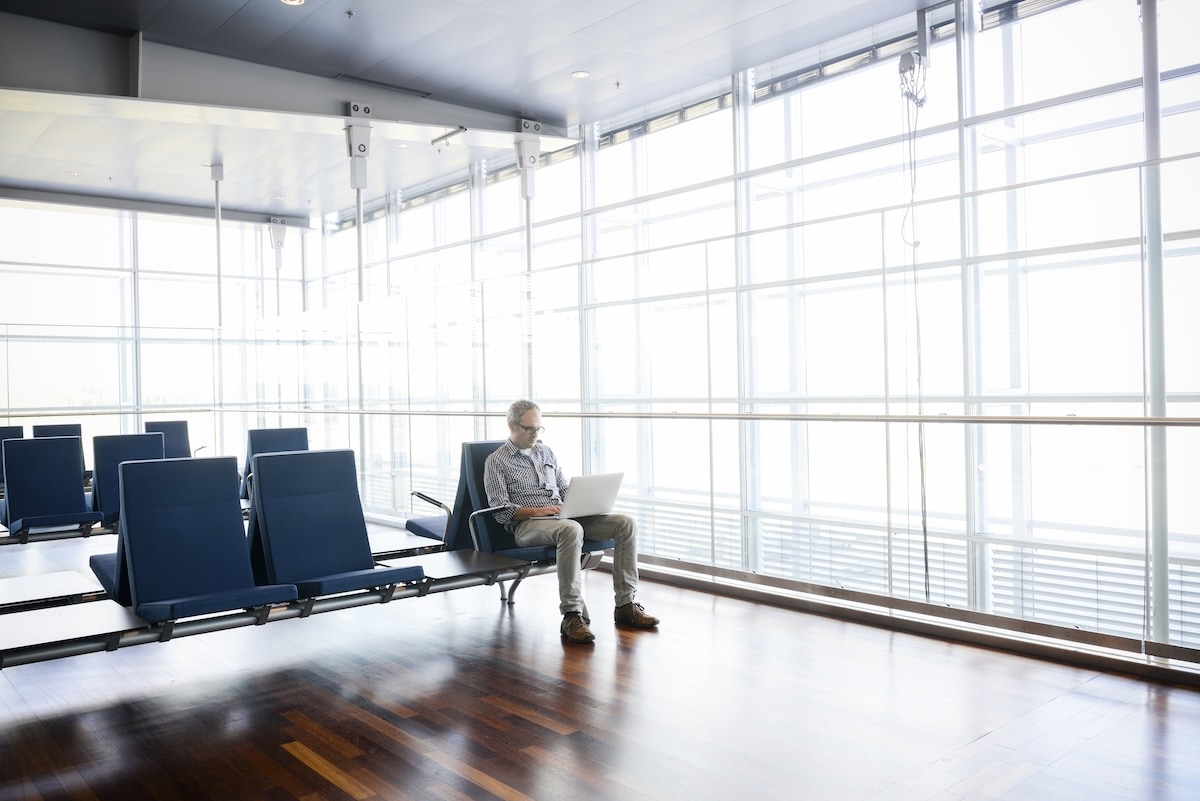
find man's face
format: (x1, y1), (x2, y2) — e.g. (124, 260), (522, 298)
(509, 409), (544, 449)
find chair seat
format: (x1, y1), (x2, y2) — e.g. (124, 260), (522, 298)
(9, 511), (102, 535)
(136, 585), (297, 625)
(89, 552), (120, 599)
(405, 515), (446, 541)
(292, 564), (425, 598)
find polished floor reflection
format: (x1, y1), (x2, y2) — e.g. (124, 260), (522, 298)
(2, 533), (1200, 800)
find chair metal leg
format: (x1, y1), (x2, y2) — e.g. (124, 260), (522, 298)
(506, 576), (525, 605)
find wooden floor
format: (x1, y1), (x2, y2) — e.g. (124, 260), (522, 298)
(3, 533), (1200, 801)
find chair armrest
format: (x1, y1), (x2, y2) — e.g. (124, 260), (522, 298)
(467, 505), (507, 552)
(411, 490), (451, 516)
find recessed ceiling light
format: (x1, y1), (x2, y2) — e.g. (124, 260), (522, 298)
(280, 0), (305, 6)
(65, 170), (82, 176)
(571, 70), (590, 79)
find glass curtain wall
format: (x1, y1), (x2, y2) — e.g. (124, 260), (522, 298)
(375, 0), (1200, 650)
(0, 202), (301, 460)
(2, 0), (1198, 655)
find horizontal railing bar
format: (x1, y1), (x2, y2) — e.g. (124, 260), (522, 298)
(11, 405), (1200, 429)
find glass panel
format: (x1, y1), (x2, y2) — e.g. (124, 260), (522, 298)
(480, 274), (528, 403)
(972, 0), (1141, 117)
(533, 147), (582, 223)
(1161, 74), (1200, 160)
(138, 215), (218, 273)
(1023, 255), (1143, 395)
(475, 231), (526, 283)
(1165, 244), (1200, 398)
(139, 331), (217, 407)
(5, 328), (132, 409)
(594, 101), (733, 206)
(0, 266), (132, 327)
(0, 202), (124, 268)
(481, 169), (522, 236)
(532, 218), (581, 270)
(1155, 0), (1200, 73)
(139, 273), (217, 328)
(590, 183), (735, 264)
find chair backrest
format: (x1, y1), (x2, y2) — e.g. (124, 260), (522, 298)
(32, 423), (82, 438)
(144, 420), (191, 458)
(92, 433), (165, 525)
(120, 456), (260, 608)
(248, 449), (374, 584)
(240, 427), (309, 498)
(31, 423), (86, 473)
(459, 440), (517, 552)
(0, 425), (22, 484)
(2, 436), (89, 524)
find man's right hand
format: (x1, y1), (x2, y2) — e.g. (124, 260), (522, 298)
(518, 505), (561, 520)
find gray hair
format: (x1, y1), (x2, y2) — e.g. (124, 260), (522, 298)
(506, 399), (540, 425)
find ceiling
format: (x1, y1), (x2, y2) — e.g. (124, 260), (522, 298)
(0, 0), (917, 222)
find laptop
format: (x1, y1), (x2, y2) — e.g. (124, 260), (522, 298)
(551, 472), (624, 519)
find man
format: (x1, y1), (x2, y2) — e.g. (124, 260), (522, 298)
(483, 399), (659, 643)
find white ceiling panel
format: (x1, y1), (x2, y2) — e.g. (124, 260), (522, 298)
(0, 0), (919, 219)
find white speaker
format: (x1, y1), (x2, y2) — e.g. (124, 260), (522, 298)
(268, 218), (287, 250)
(515, 138), (540, 168)
(346, 123), (371, 157)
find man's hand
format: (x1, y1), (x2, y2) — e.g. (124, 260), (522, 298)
(517, 505), (561, 520)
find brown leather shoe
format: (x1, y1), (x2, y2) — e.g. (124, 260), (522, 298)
(560, 612), (595, 643)
(614, 602), (659, 629)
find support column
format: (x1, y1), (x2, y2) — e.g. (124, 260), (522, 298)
(1140, 0), (1168, 643)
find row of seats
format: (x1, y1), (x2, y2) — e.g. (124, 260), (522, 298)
(88, 446), (519, 630)
(0, 421), (192, 542)
(0, 433), (606, 667)
(0, 420), (192, 478)
(0, 422), (306, 544)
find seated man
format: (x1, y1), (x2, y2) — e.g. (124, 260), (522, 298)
(484, 399), (659, 644)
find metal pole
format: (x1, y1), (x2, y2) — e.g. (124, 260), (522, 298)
(1140, 0), (1168, 643)
(357, 188), (365, 303)
(213, 164), (224, 328)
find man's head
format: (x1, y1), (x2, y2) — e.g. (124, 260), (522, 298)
(507, 399), (544, 449)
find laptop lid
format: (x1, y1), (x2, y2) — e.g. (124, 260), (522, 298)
(556, 472), (624, 519)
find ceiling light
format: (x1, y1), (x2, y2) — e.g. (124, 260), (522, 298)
(571, 70), (590, 79)
(65, 170), (82, 176)
(280, 0), (305, 6)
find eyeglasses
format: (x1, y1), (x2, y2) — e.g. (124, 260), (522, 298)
(516, 424), (545, 435)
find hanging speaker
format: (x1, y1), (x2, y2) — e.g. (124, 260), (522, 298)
(346, 123), (371, 157)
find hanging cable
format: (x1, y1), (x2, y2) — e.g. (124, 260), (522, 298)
(899, 50), (931, 603)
